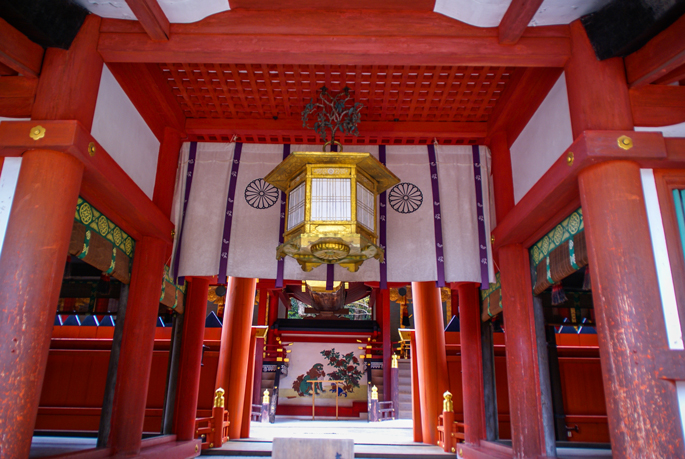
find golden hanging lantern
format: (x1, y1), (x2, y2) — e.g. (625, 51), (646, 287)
(264, 150), (399, 272)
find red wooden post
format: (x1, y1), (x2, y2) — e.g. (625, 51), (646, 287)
(0, 149), (83, 459)
(252, 289), (268, 406)
(31, 15), (103, 131)
(240, 329), (258, 438)
(266, 290), (279, 346)
(564, 20), (633, 139)
(409, 331), (423, 443)
(490, 132), (515, 224)
(411, 281), (450, 445)
(378, 288), (392, 401)
(579, 161), (684, 458)
(153, 127), (183, 220)
(109, 236), (167, 456)
(456, 282), (486, 445)
(174, 276), (210, 441)
(440, 393), (456, 453)
(215, 277), (257, 440)
(499, 244), (548, 458)
(211, 396), (225, 449)
(391, 355), (399, 421)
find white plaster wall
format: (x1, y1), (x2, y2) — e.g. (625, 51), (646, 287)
(636, 121), (685, 138)
(434, 0), (610, 27)
(91, 65), (160, 199)
(510, 72), (573, 203)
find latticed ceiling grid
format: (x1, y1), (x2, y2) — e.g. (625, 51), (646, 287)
(159, 63), (515, 123)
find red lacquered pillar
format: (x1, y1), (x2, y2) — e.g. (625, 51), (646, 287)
(379, 289), (392, 401)
(411, 281), (449, 445)
(109, 236), (167, 456)
(457, 282), (486, 445)
(579, 161), (684, 458)
(240, 329), (258, 438)
(215, 277), (257, 440)
(0, 149), (83, 459)
(499, 244), (548, 459)
(489, 132), (515, 224)
(409, 331), (422, 443)
(174, 276), (210, 440)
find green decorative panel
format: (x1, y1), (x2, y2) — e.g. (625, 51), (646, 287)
(163, 265), (186, 294)
(480, 271), (501, 300)
(74, 197), (135, 258)
(530, 208), (584, 268)
(673, 189), (685, 264)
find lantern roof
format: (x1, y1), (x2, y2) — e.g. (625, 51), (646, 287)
(264, 151), (400, 193)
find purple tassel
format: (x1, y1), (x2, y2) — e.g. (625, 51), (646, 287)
(551, 282), (567, 305)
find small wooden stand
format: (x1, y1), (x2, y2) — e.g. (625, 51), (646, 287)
(306, 380), (344, 420)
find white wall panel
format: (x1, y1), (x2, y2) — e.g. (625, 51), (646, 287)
(91, 65), (160, 199)
(510, 72), (573, 203)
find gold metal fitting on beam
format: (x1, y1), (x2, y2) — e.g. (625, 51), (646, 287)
(566, 151), (574, 166)
(29, 125), (45, 140)
(617, 135), (633, 150)
(88, 142), (96, 157)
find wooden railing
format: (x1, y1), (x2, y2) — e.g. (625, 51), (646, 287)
(436, 391), (465, 454)
(368, 385), (395, 422)
(194, 388), (230, 450)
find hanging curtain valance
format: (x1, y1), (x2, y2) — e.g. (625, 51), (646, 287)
(68, 197), (135, 284)
(170, 143), (496, 285)
(530, 208), (587, 295)
(160, 265), (185, 313)
(480, 272), (502, 321)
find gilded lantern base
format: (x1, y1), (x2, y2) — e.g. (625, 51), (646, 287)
(277, 233), (384, 272)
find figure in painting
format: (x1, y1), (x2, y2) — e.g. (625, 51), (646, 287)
(292, 363), (326, 396)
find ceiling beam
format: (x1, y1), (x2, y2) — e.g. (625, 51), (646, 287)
(228, 0), (435, 9)
(498, 0), (545, 45)
(652, 62), (685, 86)
(97, 10), (570, 67)
(124, 0), (170, 42)
(185, 118), (488, 140)
(624, 13), (685, 88)
(0, 76), (38, 117)
(487, 67), (563, 146)
(630, 85), (685, 127)
(107, 62), (186, 141)
(0, 18), (43, 78)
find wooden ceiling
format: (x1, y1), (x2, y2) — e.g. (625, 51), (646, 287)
(161, 63), (515, 144)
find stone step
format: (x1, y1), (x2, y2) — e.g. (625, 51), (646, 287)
(399, 393), (411, 402)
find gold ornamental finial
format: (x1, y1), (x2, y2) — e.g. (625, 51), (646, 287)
(391, 354), (399, 368)
(371, 385), (378, 400)
(443, 391), (453, 412)
(263, 389), (270, 404)
(214, 387), (225, 408)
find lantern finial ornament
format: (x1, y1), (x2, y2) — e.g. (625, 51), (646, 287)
(302, 86), (363, 149)
(264, 151), (399, 273)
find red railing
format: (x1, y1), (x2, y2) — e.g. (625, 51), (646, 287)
(194, 389), (230, 450)
(436, 391), (465, 454)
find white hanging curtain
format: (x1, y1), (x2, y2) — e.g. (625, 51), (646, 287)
(170, 142), (495, 284)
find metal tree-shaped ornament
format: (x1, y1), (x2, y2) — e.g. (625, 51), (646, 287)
(302, 86), (363, 151)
